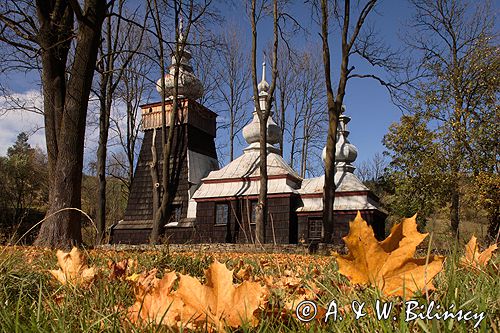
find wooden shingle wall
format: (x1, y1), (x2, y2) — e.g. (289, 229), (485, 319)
(192, 196), (296, 244)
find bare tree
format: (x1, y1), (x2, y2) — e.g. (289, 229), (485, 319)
(250, 0), (279, 244)
(319, 0), (397, 243)
(355, 152), (387, 182)
(275, 43), (296, 157)
(149, 0), (214, 244)
(109, 38), (154, 193)
(190, 28), (219, 107)
(94, 1), (146, 244)
(291, 49), (325, 177)
(1, 0), (108, 248)
(215, 25), (251, 162)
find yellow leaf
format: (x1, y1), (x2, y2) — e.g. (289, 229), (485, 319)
(48, 247), (96, 287)
(125, 273), (141, 282)
(460, 235), (497, 269)
(335, 212), (444, 298)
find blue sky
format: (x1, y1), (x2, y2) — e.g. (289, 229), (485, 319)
(0, 0), (416, 172)
(220, 0), (413, 169)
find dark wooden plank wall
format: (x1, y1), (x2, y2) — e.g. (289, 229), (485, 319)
(297, 209), (387, 245)
(193, 196), (295, 244)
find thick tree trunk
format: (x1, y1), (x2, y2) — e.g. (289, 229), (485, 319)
(321, 0), (353, 244)
(35, 0), (107, 249)
(250, 0), (278, 244)
(322, 103), (338, 243)
(320, 0), (337, 244)
(36, 3), (73, 192)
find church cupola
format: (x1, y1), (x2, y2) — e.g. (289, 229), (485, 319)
(322, 106), (358, 173)
(155, 22), (204, 100)
(242, 61), (281, 153)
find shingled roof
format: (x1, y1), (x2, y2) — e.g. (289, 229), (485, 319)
(193, 149), (301, 199)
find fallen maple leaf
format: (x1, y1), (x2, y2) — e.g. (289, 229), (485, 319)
(176, 260), (268, 331)
(235, 264), (253, 281)
(460, 235), (497, 269)
(127, 261), (267, 331)
(335, 212), (444, 298)
(108, 259), (129, 280)
(49, 247), (96, 286)
(128, 271), (192, 327)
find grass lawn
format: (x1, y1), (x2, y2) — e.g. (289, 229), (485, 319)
(0, 242), (498, 332)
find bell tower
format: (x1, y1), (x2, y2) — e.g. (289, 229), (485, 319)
(111, 30), (219, 244)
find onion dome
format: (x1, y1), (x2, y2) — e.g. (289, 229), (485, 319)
(156, 26), (204, 100)
(242, 61), (281, 152)
(322, 106), (358, 172)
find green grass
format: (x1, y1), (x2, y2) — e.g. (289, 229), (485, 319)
(0, 245), (498, 333)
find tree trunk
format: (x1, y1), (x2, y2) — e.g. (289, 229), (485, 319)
(300, 119), (308, 178)
(150, 128), (160, 219)
(230, 105), (234, 161)
(289, 106), (299, 169)
(150, 1), (186, 244)
(450, 183), (460, 238)
(96, 110), (109, 244)
(320, 0), (338, 244)
(96, 62), (112, 244)
(251, 0), (278, 244)
(35, 0), (107, 249)
(321, 0), (354, 244)
(279, 92), (286, 156)
(487, 211), (499, 242)
(322, 103), (338, 243)
(255, 113), (268, 244)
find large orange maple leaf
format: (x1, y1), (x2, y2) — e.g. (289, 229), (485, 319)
(49, 247), (96, 287)
(176, 260), (268, 331)
(127, 261), (267, 331)
(335, 212), (444, 298)
(128, 270), (193, 327)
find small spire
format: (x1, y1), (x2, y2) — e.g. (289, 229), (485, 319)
(258, 58), (270, 93)
(261, 60), (266, 83)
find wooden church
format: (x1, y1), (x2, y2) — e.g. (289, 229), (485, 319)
(110, 41), (386, 245)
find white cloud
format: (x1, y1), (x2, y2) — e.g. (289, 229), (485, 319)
(0, 90), (46, 155)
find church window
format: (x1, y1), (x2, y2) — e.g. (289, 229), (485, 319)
(250, 201), (257, 224)
(309, 218), (323, 240)
(215, 203), (229, 225)
(172, 204), (182, 222)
